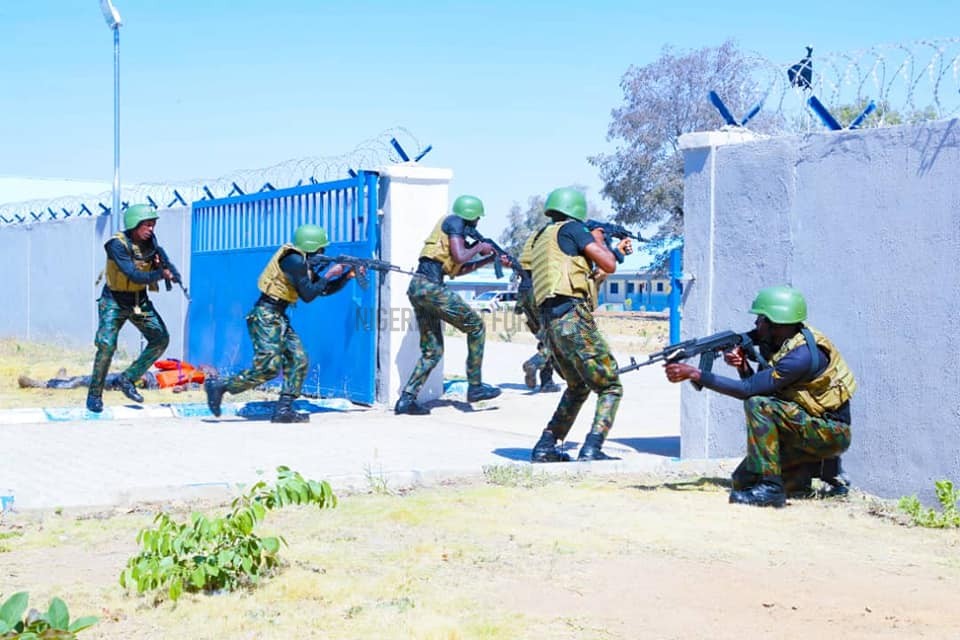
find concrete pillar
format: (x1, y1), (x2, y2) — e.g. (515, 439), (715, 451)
(376, 164), (453, 407)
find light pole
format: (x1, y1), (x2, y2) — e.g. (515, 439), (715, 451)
(100, 0), (122, 226)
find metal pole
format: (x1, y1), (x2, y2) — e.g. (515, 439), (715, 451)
(112, 26), (121, 228)
(668, 246), (682, 344)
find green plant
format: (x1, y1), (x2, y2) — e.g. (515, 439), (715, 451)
(363, 465), (393, 496)
(482, 464), (550, 489)
(120, 466), (336, 602)
(898, 479), (960, 528)
(0, 592), (98, 638)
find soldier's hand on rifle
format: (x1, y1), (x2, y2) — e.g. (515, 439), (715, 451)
(617, 238), (634, 256)
(498, 254), (512, 267)
(476, 241), (495, 257)
(664, 362), (701, 384)
(324, 263), (349, 279)
(161, 268), (174, 282)
(723, 346), (751, 374)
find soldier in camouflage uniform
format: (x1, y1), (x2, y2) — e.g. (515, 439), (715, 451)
(664, 286), (856, 508)
(86, 204), (180, 413)
(528, 188), (633, 462)
(394, 195), (510, 415)
(204, 224), (356, 423)
(516, 232), (561, 393)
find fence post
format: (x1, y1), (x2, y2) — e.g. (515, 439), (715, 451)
(668, 246), (682, 344)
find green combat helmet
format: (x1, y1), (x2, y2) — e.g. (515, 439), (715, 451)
(293, 224), (330, 253)
(544, 187), (587, 222)
(750, 286), (807, 324)
(452, 195), (484, 221)
(123, 204), (159, 231)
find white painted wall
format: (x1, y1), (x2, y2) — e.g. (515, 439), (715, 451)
(679, 119), (960, 504)
(377, 164), (453, 406)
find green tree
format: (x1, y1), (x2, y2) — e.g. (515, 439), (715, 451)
(590, 40), (773, 244)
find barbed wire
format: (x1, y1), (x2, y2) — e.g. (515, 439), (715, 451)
(0, 127), (427, 226)
(739, 37), (960, 133)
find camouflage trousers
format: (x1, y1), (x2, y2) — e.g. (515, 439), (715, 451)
(737, 396), (851, 480)
(517, 289), (554, 381)
(89, 294), (169, 397)
(224, 304), (308, 397)
(542, 303), (622, 440)
(403, 278), (485, 396)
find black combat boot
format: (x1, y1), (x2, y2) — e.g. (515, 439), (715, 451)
(730, 458), (762, 491)
(204, 378), (227, 417)
(85, 392), (103, 414)
(729, 477), (786, 508)
(539, 371), (561, 393)
(819, 457), (851, 497)
(531, 430), (571, 463)
(522, 358), (539, 389)
(394, 392), (430, 415)
(115, 375), (144, 403)
(271, 394), (309, 423)
(467, 383), (501, 403)
(577, 432), (618, 461)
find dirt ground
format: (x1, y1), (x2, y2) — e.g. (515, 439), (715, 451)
(1, 473), (959, 640)
(3, 321), (959, 638)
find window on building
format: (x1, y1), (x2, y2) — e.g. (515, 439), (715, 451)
(656, 282), (664, 292)
(610, 282), (620, 295)
(627, 282), (635, 294)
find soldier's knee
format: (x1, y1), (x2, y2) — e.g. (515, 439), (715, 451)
(422, 346), (443, 367)
(744, 396), (772, 412)
(94, 334), (117, 353)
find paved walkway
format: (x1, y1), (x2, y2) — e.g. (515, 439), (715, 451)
(0, 339), (711, 511)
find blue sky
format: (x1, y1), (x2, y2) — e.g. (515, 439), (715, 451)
(0, 1), (954, 234)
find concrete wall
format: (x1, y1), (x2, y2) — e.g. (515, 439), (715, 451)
(1, 169), (457, 408)
(377, 164), (453, 407)
(679, 120), (960, 504)
(0, 207), (192, 371)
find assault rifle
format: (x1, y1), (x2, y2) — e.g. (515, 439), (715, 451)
(618, 329), (766, 390)
(584, 220), (646, 263)
(151, 236), (190, 301)
(309, 254), (426, 289)
(463, 227), (523, 279)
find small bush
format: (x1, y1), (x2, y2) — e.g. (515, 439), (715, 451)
(0, 592), (98, 638)
(120, 466), (336, 602)
(898, 479), (960, 528)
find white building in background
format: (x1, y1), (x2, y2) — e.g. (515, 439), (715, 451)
(0, 176), (111, 205)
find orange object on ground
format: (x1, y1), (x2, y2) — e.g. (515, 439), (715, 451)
(153, 359), (206, 388)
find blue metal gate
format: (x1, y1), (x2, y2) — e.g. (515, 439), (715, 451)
(187, 172), (380, 404)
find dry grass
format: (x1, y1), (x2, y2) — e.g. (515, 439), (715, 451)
(0, 337), (274, 410)
(2, 473), (960, 640)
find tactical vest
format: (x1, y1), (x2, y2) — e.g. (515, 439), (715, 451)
(531, 222), (596, 309)
(258, 244), (310, 303)
(771, 326), (857, 416)
(419, 216), (463, 277)
(519, 230), (540, 271)
(104, 232), (159, 293)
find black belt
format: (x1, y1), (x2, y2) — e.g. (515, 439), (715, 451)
(257, 293), (289, 311)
